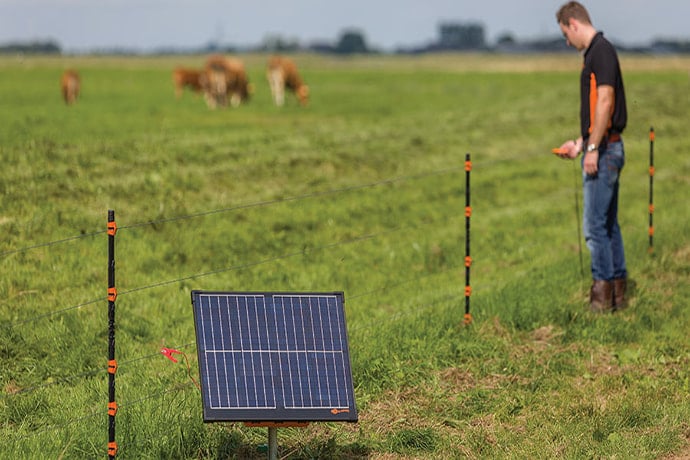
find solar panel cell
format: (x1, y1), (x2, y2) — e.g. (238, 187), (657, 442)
(191, 291), (358, 422)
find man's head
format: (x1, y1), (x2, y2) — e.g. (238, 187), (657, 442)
(556, 1), (596, 51)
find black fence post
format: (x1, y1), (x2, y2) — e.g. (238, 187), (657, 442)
(464, 154), (472, 326)
(107, 210), (118, 458)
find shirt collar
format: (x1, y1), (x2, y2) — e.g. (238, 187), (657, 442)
(584, 31), (604, 57)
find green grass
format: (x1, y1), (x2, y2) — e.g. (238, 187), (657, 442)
(1, 53), (689, 459)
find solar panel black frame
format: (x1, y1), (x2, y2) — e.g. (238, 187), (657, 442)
(191, 290), (358, 423)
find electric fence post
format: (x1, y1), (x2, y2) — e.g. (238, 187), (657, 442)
(464, 153), (473, 326)
(107, 210), (118, 458)
(648, 127), (655, 254)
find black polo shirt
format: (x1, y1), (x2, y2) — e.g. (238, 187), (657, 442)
(580, 32), (627, 141)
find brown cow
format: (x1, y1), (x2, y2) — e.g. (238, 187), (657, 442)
(60, 69), (80, 105)
(267, 56), (309, 107)
(172, 67), (204, 98)
(224, 57), (252, 107)
(203, 55), (252, 109)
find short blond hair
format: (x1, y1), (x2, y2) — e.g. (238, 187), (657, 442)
(556, 1), (592, 26)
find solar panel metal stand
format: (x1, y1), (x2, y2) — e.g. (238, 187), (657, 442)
(268, 426), (277, 460)
(244, 422), (310, 460)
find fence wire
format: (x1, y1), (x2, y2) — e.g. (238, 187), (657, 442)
(1, 151), (581, 445)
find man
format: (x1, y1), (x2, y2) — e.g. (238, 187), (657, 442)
(555, 2), (628, 313)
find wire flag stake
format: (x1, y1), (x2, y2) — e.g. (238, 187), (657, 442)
(648, 127), (655, 254)
(572, 160), (585, 281)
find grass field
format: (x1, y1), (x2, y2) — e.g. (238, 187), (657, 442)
(1, 52), (689, 459)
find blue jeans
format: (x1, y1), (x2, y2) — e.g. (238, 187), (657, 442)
(582, 140), (627, 281)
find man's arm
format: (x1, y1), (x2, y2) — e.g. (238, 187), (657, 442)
(583, 84), (614, 175)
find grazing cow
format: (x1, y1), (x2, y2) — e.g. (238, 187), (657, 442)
(224, 57), (252, 107)
(267, 56), (309, 107)
(172, 67), (204, 98)
(203, 55), (252, 109)
(204, 55), (228, 108)
(60, 69), (80, 105)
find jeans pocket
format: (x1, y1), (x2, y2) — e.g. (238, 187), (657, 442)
(604, 144), (624, 185)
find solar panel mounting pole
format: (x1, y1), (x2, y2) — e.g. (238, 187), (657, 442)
(268, 427), (278, 460)
(244, 422), (311, 459)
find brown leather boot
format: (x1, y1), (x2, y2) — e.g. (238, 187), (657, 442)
(590, 280), (614, 313)
(613, 278), (627, 311)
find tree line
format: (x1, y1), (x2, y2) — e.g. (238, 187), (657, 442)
(2, 23), (690, 55)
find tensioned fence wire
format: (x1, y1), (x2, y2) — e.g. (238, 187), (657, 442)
(4, 243), (583, 444)
(0, 148), (549, 261)
(4, 216), (445, 328)
(5, 287), (464, 442)
(2, 163), (479, 325)
(3, 198), (564, 402)
(1, 178), (574, 384)
(0, 232), (565, 450)
(1, 147), (568, 324)
(0, 166), (466, 259)
(1, 241), (471, 404)
(2, 249), (467, 421)
(8, 381), (197, 443)
(1, 244), (469, 397)
(1, 151), (584, 445)
(0, 184), (464, 446)
(1, 167), (468, 392)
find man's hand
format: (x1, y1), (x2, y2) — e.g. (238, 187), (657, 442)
(555, 139), (581, 159)
(583, 148), (599, 175)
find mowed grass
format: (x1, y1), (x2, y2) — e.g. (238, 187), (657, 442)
(1, 53), (689, 459)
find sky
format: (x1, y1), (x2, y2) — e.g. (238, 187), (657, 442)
(0, 0), (688, 52)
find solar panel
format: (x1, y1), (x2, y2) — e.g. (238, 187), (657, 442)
(190, 291), (358, 423)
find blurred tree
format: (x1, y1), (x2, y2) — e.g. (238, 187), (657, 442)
(496, 32), (516, 46)
(335, 29), (369, 54)
(260, 34), (301, 52)
(437, 22), (486, 50)
(0, 40), (61, 54)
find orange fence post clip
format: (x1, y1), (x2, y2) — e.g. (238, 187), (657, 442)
(107, 220), (117, 236)
(464, 312), (473, 326)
